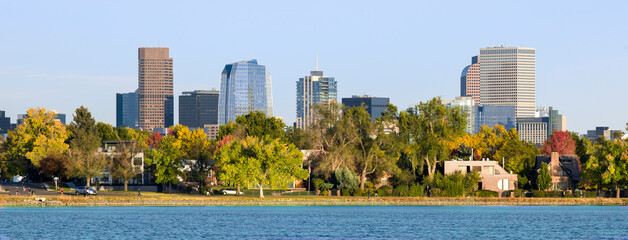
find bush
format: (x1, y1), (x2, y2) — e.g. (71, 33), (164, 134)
(377, 186), (392, 197)
(408, 184), (424, 197)
(313, 178), (325, 190)
(341, 189), (351, 197)
(584, 191), (597, 198)
(513, 189), (525, 198)
(392, 185), (409, 197)
(532, 190), (546, 197)
(474, 190), (498, 197)
(318, 183), (334, 191)
(352, 187), (364, 196)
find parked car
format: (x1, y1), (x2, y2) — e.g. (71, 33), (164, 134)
(75, 186), (97, 195)
(220, 189), (244, 195)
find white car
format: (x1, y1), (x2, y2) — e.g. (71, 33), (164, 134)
(220, 189), (244, 195)
(75, 186), (97, 195)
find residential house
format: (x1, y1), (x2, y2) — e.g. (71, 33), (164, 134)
(534, 152), (581, 190)
(444, 159), (518, 192)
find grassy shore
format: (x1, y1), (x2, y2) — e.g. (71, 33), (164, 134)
(1, 192), (627, 207)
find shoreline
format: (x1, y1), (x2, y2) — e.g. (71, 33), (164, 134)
(1, 194), (626, 207)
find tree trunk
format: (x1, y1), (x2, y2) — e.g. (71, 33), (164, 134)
(169, 182), (172, 193)
(86, 177), (91, 187)
(360, 166), (367, 190)
(237, 185), (241, 195)
(124, 180), (128, 192)
(616, 185), (620, 199)
(259, 184), (264, 198)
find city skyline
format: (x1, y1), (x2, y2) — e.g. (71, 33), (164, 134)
(1, 1), (627, 134)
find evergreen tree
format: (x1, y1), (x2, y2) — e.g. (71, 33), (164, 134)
(67, 106), (107, 187)
(537, 162), (552, 191)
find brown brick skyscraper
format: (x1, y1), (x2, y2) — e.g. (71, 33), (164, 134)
(138, 47), (173, 130)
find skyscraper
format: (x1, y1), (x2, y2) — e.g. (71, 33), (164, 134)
(116, 89), (139, 128)
(460, 56), (480, 105)
(296, 60), (337, 129)
(179, 90), (219, 129)
(218, 59), (273, 125)
(342, 95), (390, 121)
(0, 110), (11, 134)
(138, 47), (173, 130)
(479, 47), (535, 118)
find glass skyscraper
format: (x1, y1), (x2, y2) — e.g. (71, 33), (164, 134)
(296, 68), (337, 129)
(116, 89), (139, 128)
(218, 59), (273, 125)
(342, 95), (390, 121)
(179, 89), (219, 128)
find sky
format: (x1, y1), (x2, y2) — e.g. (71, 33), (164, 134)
(1, 1), (627, 134)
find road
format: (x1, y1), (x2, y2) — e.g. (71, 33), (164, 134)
(0, 182), (130, 196)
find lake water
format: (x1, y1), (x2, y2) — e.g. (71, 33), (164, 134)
(0, 206), (627, 239)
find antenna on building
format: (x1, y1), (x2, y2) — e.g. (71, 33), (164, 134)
(315, 51), (318, 71)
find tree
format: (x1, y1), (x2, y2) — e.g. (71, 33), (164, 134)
(215, 136), (308, 198)
(285, 127), (316, 150)
(145, 135), (184, 193)
(217, 111), (286, 141)
(96, 122), (119, 142)
(170, 125), (213, 191)
(584, 138), (627, 198)
(2, 107), (69, 178)
(571, 132), (592, 166)
(398, 97), (466, 179)
(66, 106), (107, 187)
(537, 162), (552, 191)
(310, 101), (357, 179)
(344, 106), (398, 189)
(111, 141), (142, 191)
(542, 130), (576, 155)
(333, 167), (359, 190)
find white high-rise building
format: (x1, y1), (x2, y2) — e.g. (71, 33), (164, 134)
(479, 47), (535, 118)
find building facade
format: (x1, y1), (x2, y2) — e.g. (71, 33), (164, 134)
(179, 90), (219, 129)
(296, 68), (337, 129)
(460, 56), (480, 105)
(480, 47), (536, 118)
(218, 59), (273, 125)
(517, 117), (549, 146)
(116, 90), (139, 128)
(585, 126), (623, 142)
(444, 160), (518, 192)
(138, 47), (174, 130)
(342, 95), (390, 121)
(534, 152), (581, 191)
(475, 105), (516, 133)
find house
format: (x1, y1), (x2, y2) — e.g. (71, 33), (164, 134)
(444, 159), (518, 192)
(95, 141), (146, 185)
(534, 152), (581, 190)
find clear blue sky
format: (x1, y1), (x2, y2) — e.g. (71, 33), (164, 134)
(1, 0), (627, 134)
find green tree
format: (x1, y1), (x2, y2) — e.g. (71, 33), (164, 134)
(310, 101), (357, 179)
(217, 111), (286, 140)
(344, 106), (398, 189)
(398, 97), (466, 179)
(96, 122), (119, 142)
(571, 132), (592, 166)
(537, 162), (552, 190)
(111, 141), (142, 191)
(584, 138), (627, 198)
(2, 108), (69, 177)
(216, 136), (308, 198)
(170, 125), (214, 191)
(333, 167), (359, 190)
(66, 106), (107, 187)
(146, 135), (184, 193)
(285, 126), (316, 150)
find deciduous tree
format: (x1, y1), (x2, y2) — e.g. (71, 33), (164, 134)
(111, 141), (142, 191)
(145, 135), (184, 193)
(542, 130), (576, 155)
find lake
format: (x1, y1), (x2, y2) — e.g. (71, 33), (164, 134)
(0, 206), (627, 239)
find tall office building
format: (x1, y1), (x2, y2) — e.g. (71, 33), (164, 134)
(460, 56), (480, 105)
(342, 95), (390, 121)
(138, 47), (174, 130)
(218, 59), (273, 125)
(179, 90), (219, 129)
(479, 47), (536, 118)
(116, 89), (139, 128)
(443, 97), (476, 134)
(296, 60), (337, 129)
(0, 110), (11, 134)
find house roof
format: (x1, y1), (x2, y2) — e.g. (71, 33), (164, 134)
(535, 155), (581, 181)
